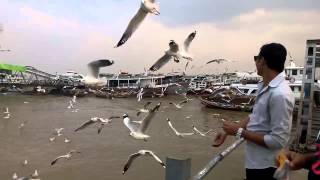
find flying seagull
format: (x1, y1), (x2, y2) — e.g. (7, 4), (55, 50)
(122, 102), (161, 140)
(122, 150), (166, 175)
(169, 99), (188, 109)
(3, 114), (10, 119)
(166, 118), (194, 138)
(115, 0), (160, 48)
(82, 59), (114, 86)
(149, 31), (196, 71)
(53, 128), (64, 136)
(67, 100), (74, 109)
(51, 150), (81, 166)
(137, 101), (152, 116)
(137, 88), (144, 102)
(4, 107), (9, 114)
(74, 116), (120, 134)
(64, 138), (71, 143)
(192, 125), (213, 137)
(206, 59), (229, 64)
(153, 85), (168, 98)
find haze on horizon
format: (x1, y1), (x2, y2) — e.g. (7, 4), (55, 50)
(0, 0), (319, 75)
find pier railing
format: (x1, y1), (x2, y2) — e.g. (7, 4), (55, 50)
(193, 138), (245, 180)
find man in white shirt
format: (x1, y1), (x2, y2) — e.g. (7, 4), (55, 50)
(213, 43), (295, 180)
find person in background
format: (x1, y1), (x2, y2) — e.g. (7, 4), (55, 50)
(282, 131), (320, 179)
(213, 43), (295, 180)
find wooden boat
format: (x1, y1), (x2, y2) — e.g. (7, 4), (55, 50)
(200, 87), (255, 112)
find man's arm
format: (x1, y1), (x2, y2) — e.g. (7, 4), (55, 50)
(222, 120), (268, 147)
(239, 116), (250, 129)
(213, 116), (250, 147)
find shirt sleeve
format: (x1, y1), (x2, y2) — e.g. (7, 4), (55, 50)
(263, 92), (294, 149)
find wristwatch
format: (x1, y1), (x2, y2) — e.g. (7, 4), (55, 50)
(236, 128), (244, 139)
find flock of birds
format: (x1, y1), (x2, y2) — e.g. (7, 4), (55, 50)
(2, 87), (221, 179)
(71, 0), (234, 87)
(0, 0), (232, 179)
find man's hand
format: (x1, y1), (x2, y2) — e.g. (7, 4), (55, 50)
(281, 151), (310, 170)
(222, 120), (241, 136)
(212, 132), (228, 147)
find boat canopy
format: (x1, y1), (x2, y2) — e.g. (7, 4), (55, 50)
(0, 63), (26, 72)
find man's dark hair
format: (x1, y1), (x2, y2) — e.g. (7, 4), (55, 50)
(258, 43), (287, 73)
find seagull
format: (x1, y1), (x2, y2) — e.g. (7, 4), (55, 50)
(169, 99), (188, 109)
(154, 86), (168, 98)
(166, 118), (194, 138)
(22, 160), (28, 166)
(12, 173), (19, 180)
(72, 95), (77, 103)
(51, 150), (81, 166)
(192, 125), (213, 137)
(64, 138), (71, 143)
(4, 107), (9, 114)
(18, 120), (28, 129)
(23, 102), (29, 104)
(149, 31), (197, 71)
(49, 137), (56, 142)
(96, 116), (120, 134)
(12, 173), (29, 180)
(82, 59), (114, 86)
(31, 170), (40, 180)
(184, 61), (190, 75)
(74, 116), (120, 134)
(67, 100), (74, 109)
(137, 101), (152, 116)
(206, 59), (229, 64)
(137, 88), (144, 102)
(12, 170), (39, 180)
(115, 0), (160, 48)
(3, 114), (10, 119)
(53, 128), (64, 136)
(122, 102), (161, 140)
(122, 150), (165, 175)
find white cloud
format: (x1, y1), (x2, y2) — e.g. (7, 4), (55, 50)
(1, 5), (319, 75)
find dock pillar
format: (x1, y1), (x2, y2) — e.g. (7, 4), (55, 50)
(165, 157), (191, 180)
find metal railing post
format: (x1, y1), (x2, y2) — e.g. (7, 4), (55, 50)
(193, 138), (245, 180)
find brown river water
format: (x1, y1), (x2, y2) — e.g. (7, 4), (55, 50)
(0, 93), (307, 180)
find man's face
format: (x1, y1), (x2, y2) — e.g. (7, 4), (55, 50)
(254, 55), (264, 76)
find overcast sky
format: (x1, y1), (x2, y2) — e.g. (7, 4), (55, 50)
(0, 0), (320, 75)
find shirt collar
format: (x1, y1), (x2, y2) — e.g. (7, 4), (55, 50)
(257, 71), (285, 95)
(268, 71), (285, 88)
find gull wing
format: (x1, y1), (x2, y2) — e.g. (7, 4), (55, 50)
(88, 59), (114, 78)
(193, 126), (212, 136)
(74, 120), (96, 132)
(166, 118), (180, 135)
(138, 103), (161, 133)
(123, 117), (138, 133)
(143, 101), (152, 109)
(183, 31), (196, 52)
(178, 99), (188, 106)
(206, 60), (217, 64)
(149, 53), (172, 71)
(51, 155), (67, 166)
(97, 123), (105, 134)
(116, 6), (148, 47)
(108, 116), (121, 120)
(184, 62), (189, 72)
(145, 150), (166, 168)
(122, 152), (141, 174)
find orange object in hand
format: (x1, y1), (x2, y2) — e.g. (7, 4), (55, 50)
(277, 151), (287, 168)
